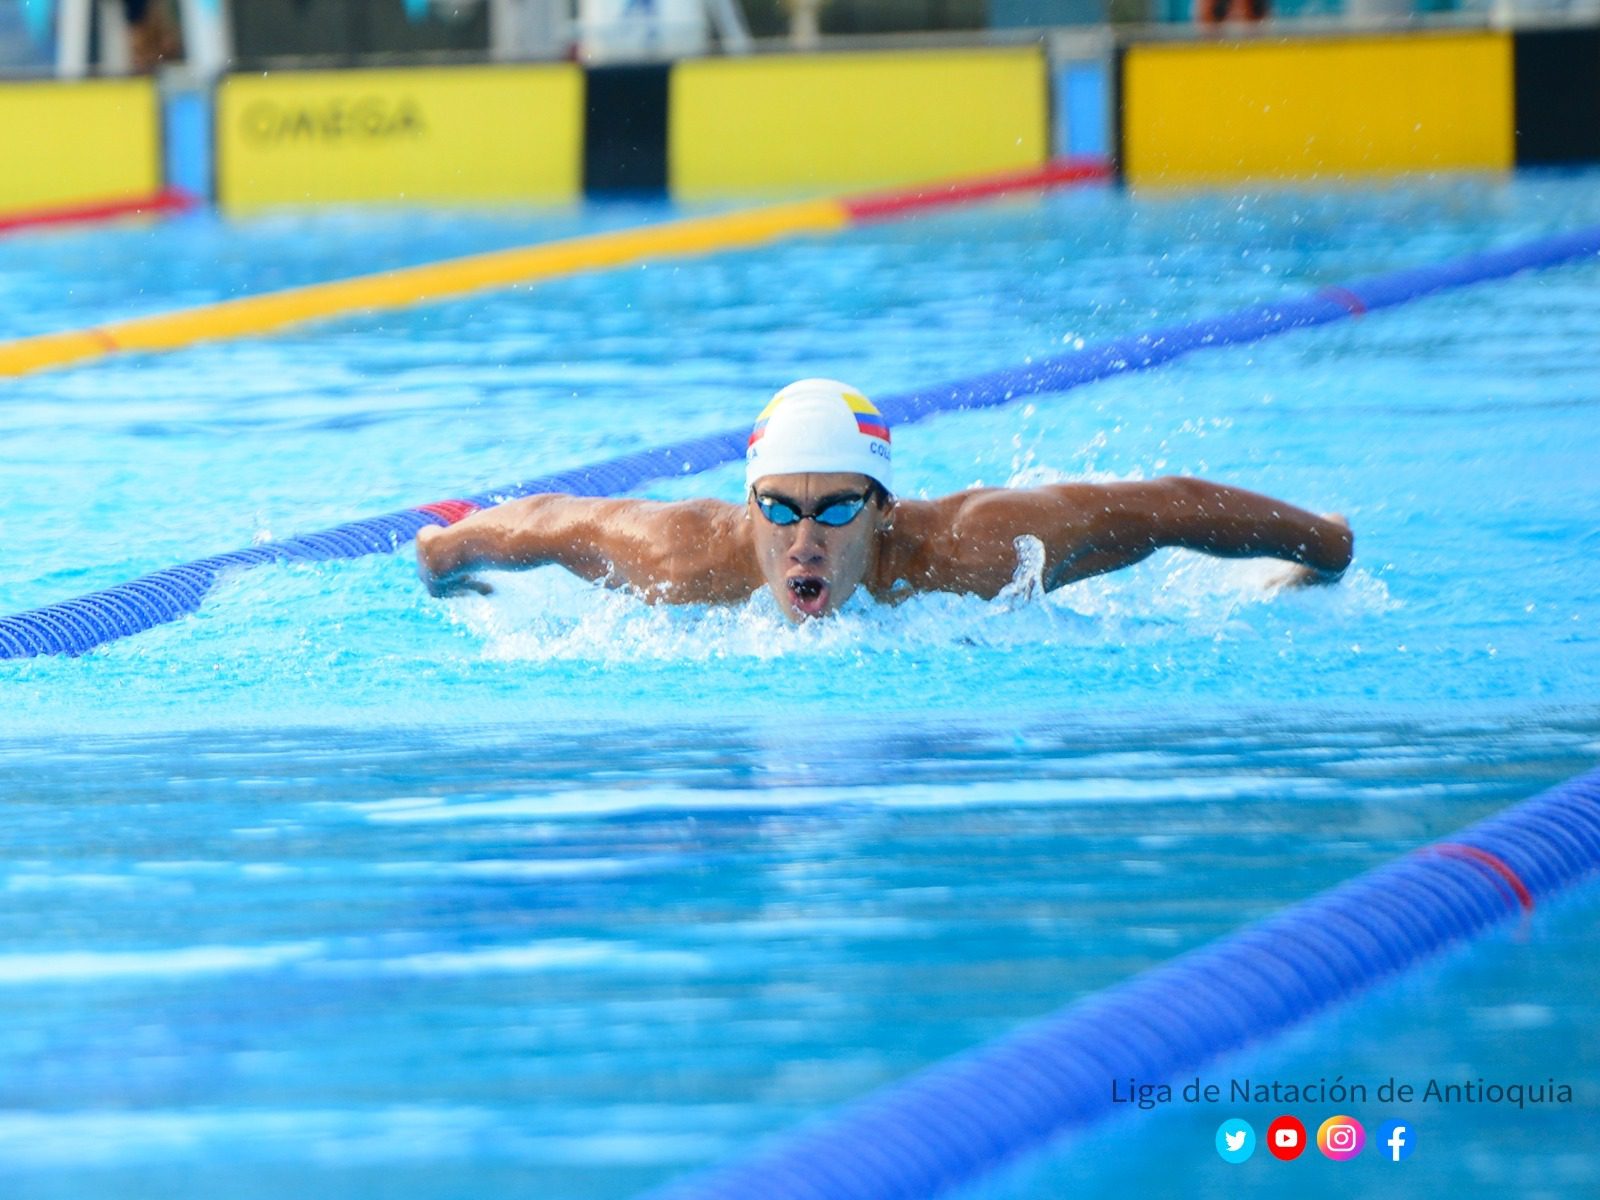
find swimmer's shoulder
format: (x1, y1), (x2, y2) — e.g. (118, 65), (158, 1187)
(879, 485), (1089, 597)
(493, 493), (744, 567)
(891, 487), (1009, 544)
(637, 498), (758, 602)
(878, 489), (1000, 591)
(631, 496), (745, 539)
(506, 493), (740, 532)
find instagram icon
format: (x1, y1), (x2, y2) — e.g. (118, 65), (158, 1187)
(1317, 1115), (1366, 1161)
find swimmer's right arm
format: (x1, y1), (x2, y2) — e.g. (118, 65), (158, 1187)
(416, 495), (600, 598)
(416, 523), (494, 596)
(415, 495), (739, 600)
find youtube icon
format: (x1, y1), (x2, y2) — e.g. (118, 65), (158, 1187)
(1267, 1115), (1307, 1161)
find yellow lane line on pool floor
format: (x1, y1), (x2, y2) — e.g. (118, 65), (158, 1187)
(0, 199), (850, 378)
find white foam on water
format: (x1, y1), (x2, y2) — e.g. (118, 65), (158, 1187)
(0, 941), (324, 985)
(369, 856), (667, 880)
(0, 1105), (730, 1167)
(4, 872), (146, 893)
(340, 771), (1307, 823)
(445, 516), (1395, 668)
(316, 937), (710, 977)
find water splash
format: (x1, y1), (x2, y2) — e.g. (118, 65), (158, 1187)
(994, 534), (1048, 609)
(443, 545), (1392, 669)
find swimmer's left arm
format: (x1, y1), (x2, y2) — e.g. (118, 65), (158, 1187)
(936, 478), (1352, 594)
(1261, 513), (1352, 589)
(1044, 478), (1353, 587)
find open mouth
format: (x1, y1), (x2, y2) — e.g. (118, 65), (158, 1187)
(786, 575), (831, 618)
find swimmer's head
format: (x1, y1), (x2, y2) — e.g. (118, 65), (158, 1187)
(745, 378), (892, 494)
(745, 380), (894, 622)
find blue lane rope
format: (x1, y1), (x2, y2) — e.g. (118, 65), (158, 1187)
(638, 767), (1600, 1200)
(4, 222), (1598, 659)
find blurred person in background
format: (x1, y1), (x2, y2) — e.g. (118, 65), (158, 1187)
(125, 0), (181, 70)
(1196, 0), (1268, 24)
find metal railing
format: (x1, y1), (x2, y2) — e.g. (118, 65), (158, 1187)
(11, 0), (1598, 81)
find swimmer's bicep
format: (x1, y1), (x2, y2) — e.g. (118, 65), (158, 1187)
(1035, 484), (1185, 584)
(937, 486), (1173, 591)
(567, 499), (738, 594)
(462, 496), (623, 578)
(938, 489), (1115, 588)
(919, 496), (1059, 596)
(540, 497), (668, 582)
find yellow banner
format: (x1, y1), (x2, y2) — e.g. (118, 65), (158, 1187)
(218, 65), (583, 211)
(0, 80), (159, 214)
(1123, 32), (1514, 187)
(671, 49), (1048, 198)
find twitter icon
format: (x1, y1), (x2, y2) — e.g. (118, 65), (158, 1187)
(1216, 1119), (1257, 1163)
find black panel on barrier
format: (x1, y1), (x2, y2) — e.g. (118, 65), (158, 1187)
(1110, 41), (1127, 185)
(584, 64), (671, 196)
(1515, 27), (1600, 166)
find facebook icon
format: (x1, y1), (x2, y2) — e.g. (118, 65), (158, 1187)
(1376, 1119), (1416, 1162)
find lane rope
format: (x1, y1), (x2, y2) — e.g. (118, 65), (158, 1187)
(1431, 842), (1536, 913)
(638, 767), (1600, 1200)
(0, 159), (1109, 379)
(0, 187), (197, 236)
(3, 220), (1598, 659)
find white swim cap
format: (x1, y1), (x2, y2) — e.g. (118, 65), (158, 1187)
(745, 378), (892, 493)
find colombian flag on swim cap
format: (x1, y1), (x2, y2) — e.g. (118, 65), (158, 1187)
(746, 378), (892, 492)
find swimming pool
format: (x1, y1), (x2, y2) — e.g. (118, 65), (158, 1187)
(2, 171), (1598, 1197)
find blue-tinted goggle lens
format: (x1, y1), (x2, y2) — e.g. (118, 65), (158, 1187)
(755, 492), (870, 527)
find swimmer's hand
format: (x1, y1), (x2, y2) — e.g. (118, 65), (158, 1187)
(427, 572), (495, 598)
(1267, 513), (1352, 590)
(416, 525), (495, 597)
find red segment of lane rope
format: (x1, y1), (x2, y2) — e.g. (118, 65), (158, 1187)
(841, 157), (1111, 223)
(1319, 285), (1369, 316)
(0, 187), (199, 235)
(415, 500), (482, 525)
(1431, 843), (1535, 912)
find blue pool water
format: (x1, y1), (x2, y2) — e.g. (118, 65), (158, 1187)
(2, 172), (1599, 1197)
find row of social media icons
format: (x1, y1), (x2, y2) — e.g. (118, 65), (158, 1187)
(1215, 1116), (1416, 1163)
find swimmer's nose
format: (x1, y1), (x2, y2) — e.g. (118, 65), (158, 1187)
(788, 522), (826, 562)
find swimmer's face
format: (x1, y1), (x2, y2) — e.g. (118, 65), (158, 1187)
(747, 472), (890, 622)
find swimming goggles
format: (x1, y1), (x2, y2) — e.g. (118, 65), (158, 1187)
(753, 488), (873, 527)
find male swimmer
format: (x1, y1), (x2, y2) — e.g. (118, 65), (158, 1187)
(416, 378), (1352, 621)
